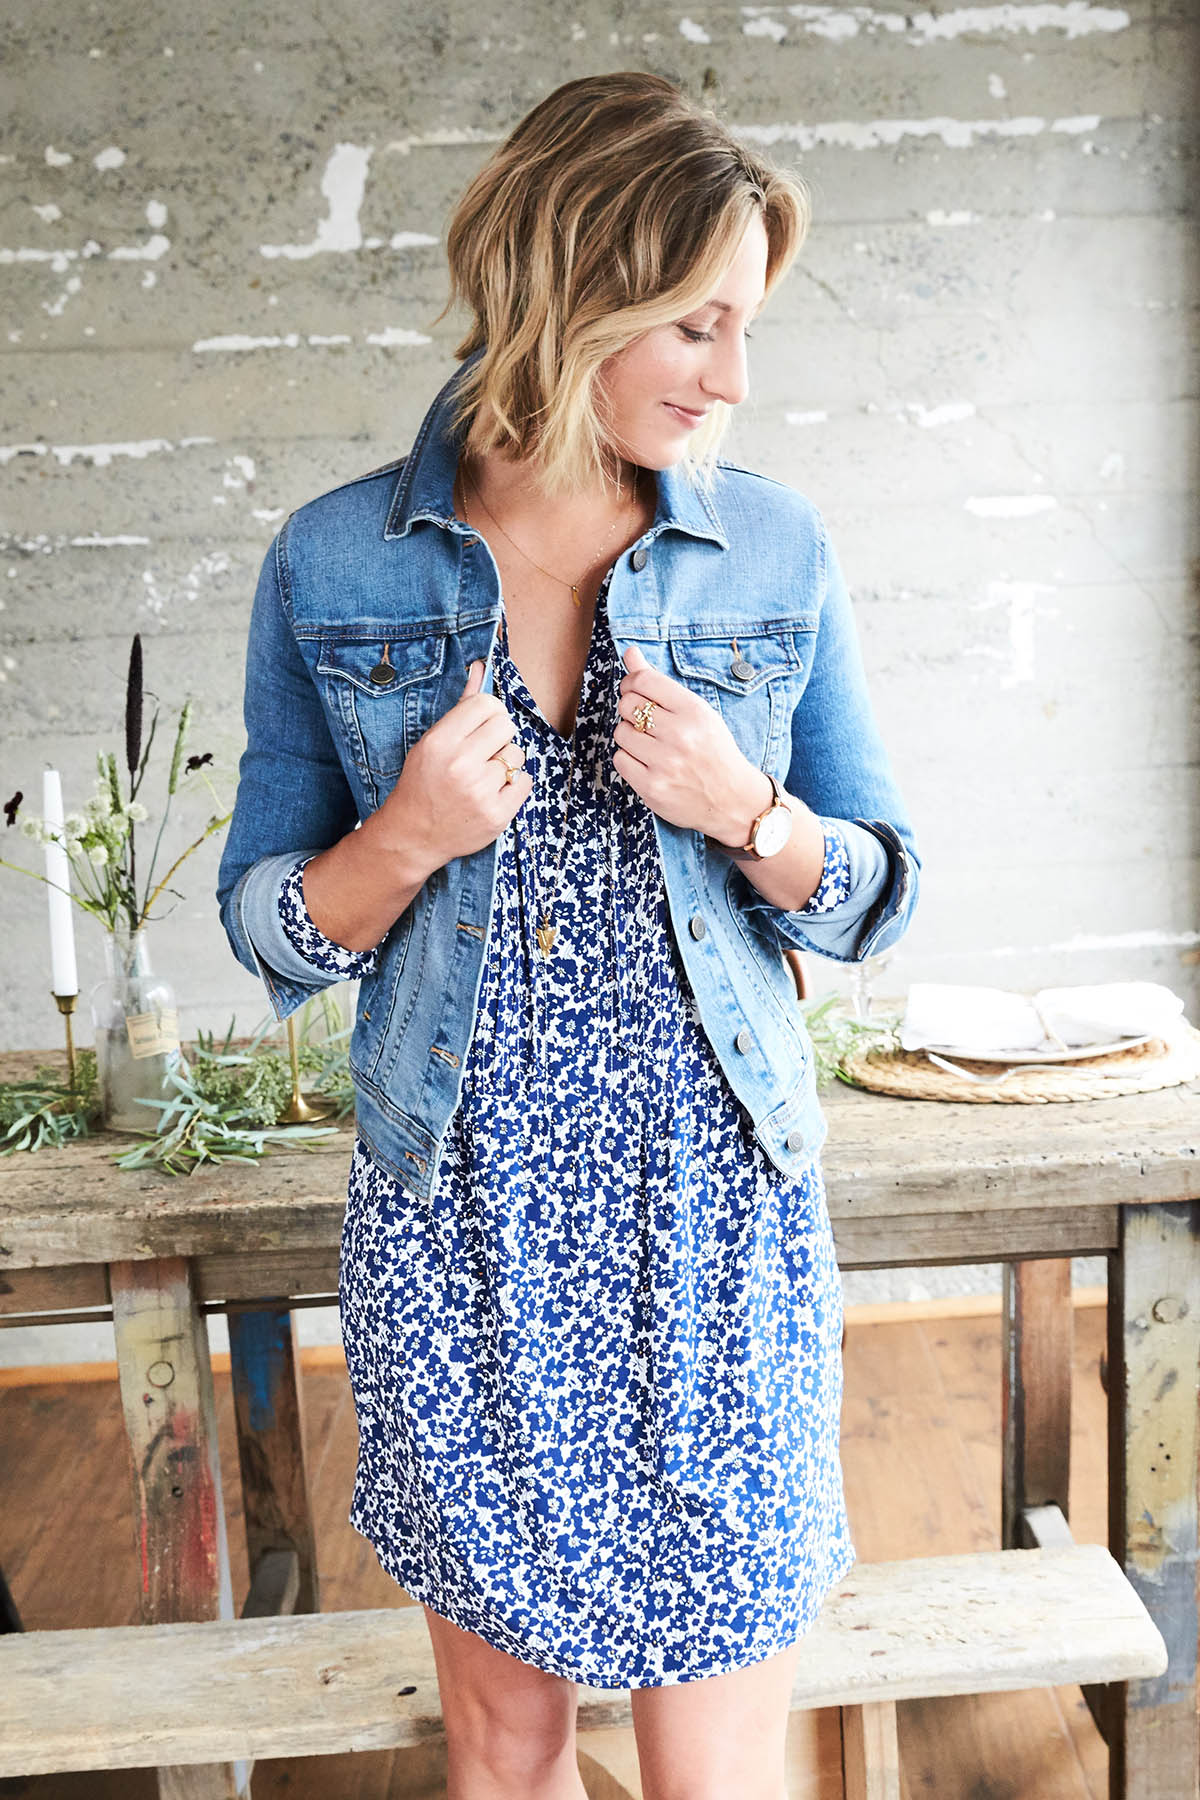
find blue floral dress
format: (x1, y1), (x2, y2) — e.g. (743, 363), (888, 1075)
(277, 564), (856, 1688)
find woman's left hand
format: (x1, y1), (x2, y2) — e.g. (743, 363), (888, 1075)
(613, 644), (772, 847)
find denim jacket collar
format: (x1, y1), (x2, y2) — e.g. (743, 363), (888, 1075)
(383, 347), (729, 552)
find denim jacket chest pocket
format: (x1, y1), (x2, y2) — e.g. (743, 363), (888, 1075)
(316, 633), (449, 806)
(666, 625), (817, 770)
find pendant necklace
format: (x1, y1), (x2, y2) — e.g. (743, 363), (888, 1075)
(456, 464), (634, 959)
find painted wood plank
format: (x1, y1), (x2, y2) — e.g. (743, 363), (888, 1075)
(108, 1255), (249, 1799)
(227, 1306), (319, 1615)
(0, 1546), (1167, 1776)
(1106, 1200), (1200, 1800)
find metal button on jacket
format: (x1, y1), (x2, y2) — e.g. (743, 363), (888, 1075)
(631, 545), (648, 571)
(735, 1025), (753, 1052)
(786, 1127), (806, 1150)
(369, 662), (396, 685)
(731, 657), (756, 681)
(689, 914), (707, 939)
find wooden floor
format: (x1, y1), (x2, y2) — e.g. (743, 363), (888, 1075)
(0, 1293), (1113, 1799)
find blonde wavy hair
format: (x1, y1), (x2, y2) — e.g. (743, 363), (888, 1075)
(430, 72), (810, 499)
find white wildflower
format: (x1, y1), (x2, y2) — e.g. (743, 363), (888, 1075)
(19, 815), (45, 841)
(126, 800), (149, 822)
(88, 842), (109, 866)
(64, 811), (89, 836)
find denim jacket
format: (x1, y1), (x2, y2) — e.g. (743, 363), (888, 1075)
(216, 352), (921, 1200)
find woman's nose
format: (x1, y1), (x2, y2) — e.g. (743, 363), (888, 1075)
(700, 334), (750, 408)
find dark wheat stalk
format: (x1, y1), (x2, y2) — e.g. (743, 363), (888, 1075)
(124, 634), (143, 930)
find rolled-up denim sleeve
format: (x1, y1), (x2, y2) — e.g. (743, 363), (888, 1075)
(215, 527), (365, 1021)
(277, 853), (381, 979)
(737, 524), (921, 963)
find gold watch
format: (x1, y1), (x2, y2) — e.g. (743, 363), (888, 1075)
(737, 772), (794, 860)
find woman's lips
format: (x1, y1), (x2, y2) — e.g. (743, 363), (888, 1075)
(663, 402), (707, 427)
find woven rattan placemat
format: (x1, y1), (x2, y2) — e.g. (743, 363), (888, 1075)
(839, 1018), (1200, 1104)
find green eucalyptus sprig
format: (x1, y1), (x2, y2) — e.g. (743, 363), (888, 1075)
(800, 992), (904, 1087)
(0, 1051), (100, 1152)
(0, 997), (356, 1171)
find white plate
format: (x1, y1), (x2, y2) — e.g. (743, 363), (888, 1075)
(916, 1033), (1155, 1066)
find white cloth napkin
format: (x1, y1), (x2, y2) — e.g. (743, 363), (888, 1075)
(900, 981), (1186, 1055)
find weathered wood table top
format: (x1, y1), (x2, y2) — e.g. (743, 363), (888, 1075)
(2, 1043), (1198, 1279)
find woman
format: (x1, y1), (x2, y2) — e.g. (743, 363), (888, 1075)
(217, 71), (920, 1800)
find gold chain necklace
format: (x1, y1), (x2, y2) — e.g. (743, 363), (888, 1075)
(460, 459), (639, 607)
(456, 467), (591, 960)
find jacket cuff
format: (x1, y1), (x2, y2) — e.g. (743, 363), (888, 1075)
(738, 816), (915, 963)
(228, 848), (351, 1020)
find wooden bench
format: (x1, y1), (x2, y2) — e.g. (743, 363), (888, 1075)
(0, 1540), (1167, 1800)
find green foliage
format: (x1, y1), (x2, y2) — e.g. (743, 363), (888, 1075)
(0, 994), (356, 1173)
(0, 1050), (100, 1153)
(799, 992), (904, 1088)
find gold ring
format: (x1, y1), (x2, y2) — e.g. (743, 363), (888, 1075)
(632, 698), (657, 734)
(496, 748), (518, 785)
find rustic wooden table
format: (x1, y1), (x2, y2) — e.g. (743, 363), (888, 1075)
(1, 1045), (1196, 1800)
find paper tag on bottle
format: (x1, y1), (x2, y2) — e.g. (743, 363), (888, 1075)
(125, 1008), (181, 1060)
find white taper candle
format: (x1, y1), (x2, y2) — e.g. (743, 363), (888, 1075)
(42, 769), (78, 996)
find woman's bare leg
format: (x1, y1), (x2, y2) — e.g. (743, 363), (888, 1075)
(423, 1603), (590, 1800)
(630, 1634), (807, 1800)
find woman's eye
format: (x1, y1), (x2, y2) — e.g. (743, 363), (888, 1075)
(678, 325), (754, 344)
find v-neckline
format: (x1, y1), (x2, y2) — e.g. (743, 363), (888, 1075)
(497, 568), (614, 746)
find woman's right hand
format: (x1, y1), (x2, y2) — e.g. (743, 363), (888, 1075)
(377, 658), (532, 875)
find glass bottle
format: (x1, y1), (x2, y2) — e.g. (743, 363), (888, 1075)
(89, 925), (182, 1133)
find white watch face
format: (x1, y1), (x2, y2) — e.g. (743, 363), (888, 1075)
(754, 804), (793, 857)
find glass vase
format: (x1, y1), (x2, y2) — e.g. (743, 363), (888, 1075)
(89, 925), (183, 1133)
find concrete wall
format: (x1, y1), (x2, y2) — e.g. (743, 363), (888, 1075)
(1, 2), (1196, 1353)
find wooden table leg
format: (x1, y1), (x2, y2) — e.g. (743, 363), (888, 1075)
(226, 1305), (319, 1615)
(1001, 1257), (1073, 1550)
(109, 1256), (251, 1800)
(1107, 1201), (1200, 1800)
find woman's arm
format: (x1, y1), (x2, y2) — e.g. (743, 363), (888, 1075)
(215, 529), (431, 1020)
(734, 526), (921, 963)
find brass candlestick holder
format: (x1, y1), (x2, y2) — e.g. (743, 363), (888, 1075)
(278, 1010), (335, 1124)
(52, 990), (78, 1094)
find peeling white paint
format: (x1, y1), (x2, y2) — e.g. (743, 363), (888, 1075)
(93, 146), (126, 170)
(926, 209), (977, 225)
(224, 454), (257, 488)
(260, 143), (373, 260)
(145, 199), (168, 229)
(141, 551), (232, 617)
(0, 436), (214, 468)
(679, 16), (712, 40)
(366, 326), (433, 347)
(974, 579), (1055, 684)
(784, 409), (829, 424)
(966, 494), (1058, 516)
(988, 72), (1008, 99)
(903, 400), (977, 427)
(384, 126), (503, 156)
(193, 328), (432, 353)
(736, 113), (1102, 150)
(44, 146), (72, 166)
(985, 926), (1200, 957)
(43, 274), (82, 318)
(253, 506), (286, 524)
(31, 202), (62, 223)
(390, 230), (439, 250)
(743, 13), (789, 36)
(742, 3), (1129, 42)
(2, 531), (152, 553)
